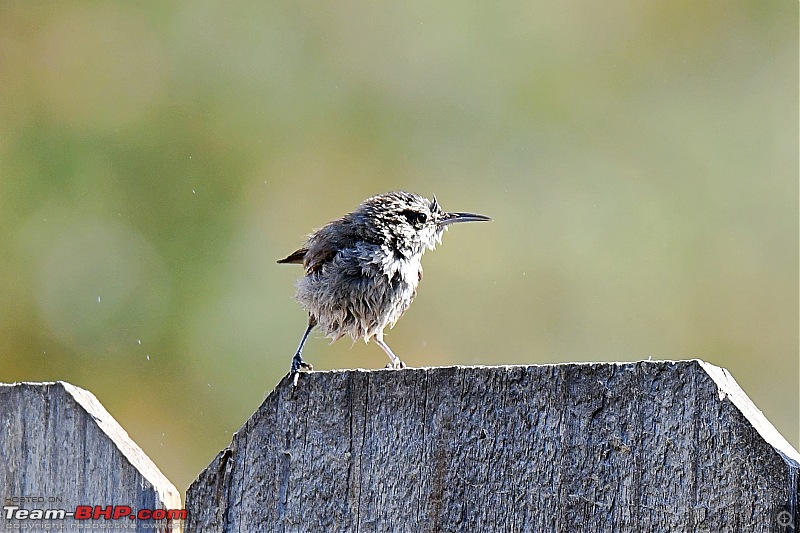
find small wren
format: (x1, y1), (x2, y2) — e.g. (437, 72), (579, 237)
(278, 191), (491, 375)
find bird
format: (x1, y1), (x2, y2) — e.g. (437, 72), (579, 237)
(278, 190), (491, 376)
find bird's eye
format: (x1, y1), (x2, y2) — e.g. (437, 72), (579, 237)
(402, 210), (428, 227)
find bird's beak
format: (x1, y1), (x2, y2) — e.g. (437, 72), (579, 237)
(440, 212), (492, 226)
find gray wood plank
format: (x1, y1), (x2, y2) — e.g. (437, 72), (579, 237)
(0, 381), (182, 532)
(186, 361), (800, 533)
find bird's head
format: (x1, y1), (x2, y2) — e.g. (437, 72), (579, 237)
(354, 191), (491, 258)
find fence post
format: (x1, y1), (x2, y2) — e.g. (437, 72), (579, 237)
(0, 381), (182, 532)
(186, 360), (799, 532)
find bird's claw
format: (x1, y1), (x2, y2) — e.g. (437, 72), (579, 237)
(290, 353), (314, 387)
(290, 354), (313, 374)
(384, 360), (407, 369)
(290, 361), (313, 388)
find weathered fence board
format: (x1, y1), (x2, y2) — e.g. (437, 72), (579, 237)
(186, 360), (799, 533)
(0, 381), (182, 532)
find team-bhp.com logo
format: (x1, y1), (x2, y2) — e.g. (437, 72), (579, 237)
(3, 499), (186, 527)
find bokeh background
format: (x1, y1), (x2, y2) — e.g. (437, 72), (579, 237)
(0, 1), (796, 491)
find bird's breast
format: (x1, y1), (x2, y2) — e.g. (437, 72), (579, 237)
(386, 254), (423, 289)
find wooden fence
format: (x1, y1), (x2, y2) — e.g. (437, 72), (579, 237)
(1, 360), (798, 532)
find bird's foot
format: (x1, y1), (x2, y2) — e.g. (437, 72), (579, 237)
(384, 360), (407, 369)
(290, 355), (313, 387)
(293, 361), (314, 373)
(290, 354), (313, 374)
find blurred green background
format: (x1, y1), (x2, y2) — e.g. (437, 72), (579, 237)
(0, 1), (796, 491)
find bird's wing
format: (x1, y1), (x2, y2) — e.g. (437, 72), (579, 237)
(302, 246), (339, 275)
(277, 246), (338, 275)
(278, 215), (364, 274)
(276, 248), (307, 265)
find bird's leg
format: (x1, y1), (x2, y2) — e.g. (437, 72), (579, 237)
(291, 316), (316, 376)
(374, 335), (406, 369)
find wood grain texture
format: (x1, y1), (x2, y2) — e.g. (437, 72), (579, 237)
(186, 361), (800, 533)
(0, 381), (182, 533)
